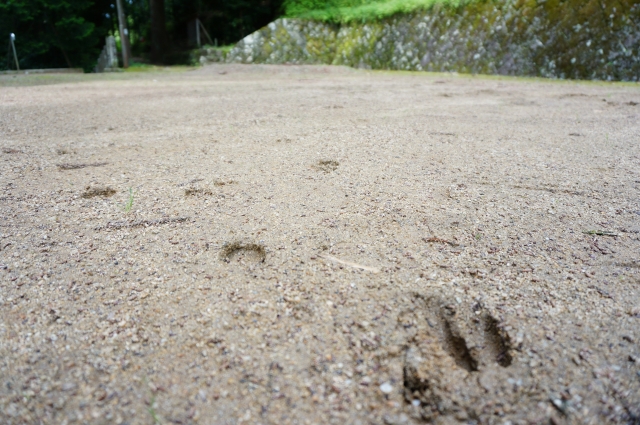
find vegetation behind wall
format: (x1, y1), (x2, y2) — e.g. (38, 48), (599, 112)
(283, 0), (471, 22)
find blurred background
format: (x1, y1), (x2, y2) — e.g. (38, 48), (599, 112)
(1, 0), (286, 71)
(2, 0), (639, 80)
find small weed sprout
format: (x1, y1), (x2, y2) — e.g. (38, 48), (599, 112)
(148, 394), (161, 424)
(124, 187), (134, 212)
(143, 376), (161, 424)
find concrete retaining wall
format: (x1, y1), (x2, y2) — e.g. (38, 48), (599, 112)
(214, 0), (640, 81)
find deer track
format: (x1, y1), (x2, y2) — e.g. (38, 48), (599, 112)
(401, 294), (529, 423)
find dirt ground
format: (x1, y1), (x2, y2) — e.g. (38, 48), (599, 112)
(1, 64), (639, 425)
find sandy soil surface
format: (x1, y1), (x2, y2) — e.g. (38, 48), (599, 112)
(1, 64), (639, 425)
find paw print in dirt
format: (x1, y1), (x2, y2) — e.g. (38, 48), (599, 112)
(400, 295), (537, 423)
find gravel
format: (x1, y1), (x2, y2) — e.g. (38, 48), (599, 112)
(0, 64), (639, 424)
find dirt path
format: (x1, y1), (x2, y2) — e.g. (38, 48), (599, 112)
(1, 65), (639, 425)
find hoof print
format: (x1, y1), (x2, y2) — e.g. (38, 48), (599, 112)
(401, 295), (520, 423)
(184, 188), (212, 196)
(220, 242), (266, 264)
(213, 180), (235, 187)
(440, 308), (478, 372)
(314, 160), (339, 173)
(482, 313), (513, 367)
(82, 186), (116, 199)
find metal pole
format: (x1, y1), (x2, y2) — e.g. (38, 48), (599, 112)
(115, 0), (130, 68)
(198, 20), (214, 46)
(196, 19), (201, 48)
(10, 33), (19, 71)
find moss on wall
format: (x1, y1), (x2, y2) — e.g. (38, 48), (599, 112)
(220, 0), (640, 81)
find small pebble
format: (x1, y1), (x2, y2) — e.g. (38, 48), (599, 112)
(379, 382), (393, 394)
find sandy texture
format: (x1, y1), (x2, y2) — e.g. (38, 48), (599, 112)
(1, 65), (639, 425)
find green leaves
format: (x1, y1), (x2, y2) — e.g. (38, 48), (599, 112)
(0, 0), (103, 71)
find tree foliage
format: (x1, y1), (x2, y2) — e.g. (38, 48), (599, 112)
(1, 0), (284, 71)
(1, 0), (114, 71)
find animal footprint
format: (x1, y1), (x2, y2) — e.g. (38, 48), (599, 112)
(422, 298), (512, 371)
(82, 186), (116, 199)
(314, 160), (339, 173)
(401, 295), (526, 423)
(220, 242), (266, 264)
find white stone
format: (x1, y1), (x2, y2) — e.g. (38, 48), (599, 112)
(379, 382), (393, 394)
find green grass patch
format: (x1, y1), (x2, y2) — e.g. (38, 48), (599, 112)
(124, 63), (195, 73)
(200, 44), (235, 54)
(369, 69), (640, 88)
(0, 67), (195, 87)
(284, 0), (472, 22)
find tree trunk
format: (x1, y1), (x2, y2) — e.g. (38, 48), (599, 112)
(115, 0), (131, 67)
(150, 0), (168, 64)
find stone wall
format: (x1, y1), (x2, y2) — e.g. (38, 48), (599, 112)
(216, 0), (640, 81)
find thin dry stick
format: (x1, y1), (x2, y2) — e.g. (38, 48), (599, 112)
(583, 230), (618, 237)
(58, 162), (108, 170)
(424, 237), (459, 246)
(95, 217), (188, 230)
(318, 254), (380, 273)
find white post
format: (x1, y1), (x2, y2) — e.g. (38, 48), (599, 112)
(10, 33), (19, 71)
(106, 36), (118, 69)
